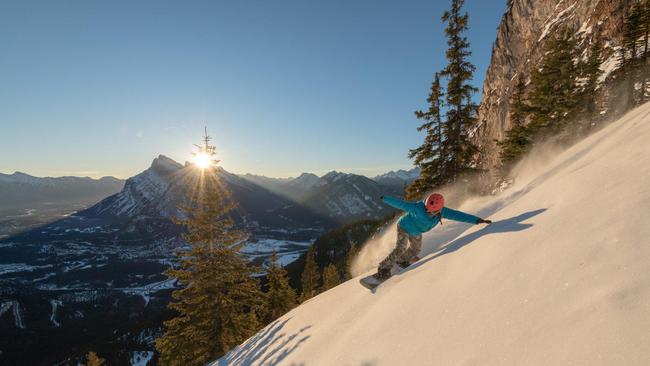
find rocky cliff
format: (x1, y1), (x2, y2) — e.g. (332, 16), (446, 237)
(475, 0), (631, 170)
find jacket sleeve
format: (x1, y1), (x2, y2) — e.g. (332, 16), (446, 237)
(441, 207), (480, 224)
(382, 195), (417, 213)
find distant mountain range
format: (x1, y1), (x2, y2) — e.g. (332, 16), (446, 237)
(0, 172), (125, 237)
(81, 155), (331, 236)
(0, 172), (124, 211)
(241, 167), (420, 222)
(82, 156), (420, 231)
(371, 168), (421, 192)
(0, 159), (418, 238)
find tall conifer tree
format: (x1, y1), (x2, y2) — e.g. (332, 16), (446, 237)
(497, 76), (532, 173)
(344, 243), (358, 280)
(579, 37), (604, 128)
(439, 0), (479, 181)
(299, 245), (319, 302)
(408, 73), (445, 199)
(527, 27), (581, 137)
(621, 2), (644, 108)
(156, 130), (264, 366)
(264, 252), (297, 323)
(321, 263), (340, 291)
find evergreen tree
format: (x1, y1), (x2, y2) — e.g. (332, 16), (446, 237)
(321, 263), (340, 291)
(344, 242), (359, 280)
(299, 245), (319, 302)
(156, 131), (264, 366)
(439, 0), (479, 181)
(407, 0), (479, 194)
(407, 72), (445, 199)
(85, 352), (105, 366)
(620, 2), (644, 108)
(578, 37), (604, 128)
(639, 0), (650, 101)
(527, 27), (581, 137)
(264, 252), (297, 323)
(497, 75), (532, 173)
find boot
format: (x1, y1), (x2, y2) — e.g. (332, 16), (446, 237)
(373, 267), (392, 281)
(397, 256), (421, 269)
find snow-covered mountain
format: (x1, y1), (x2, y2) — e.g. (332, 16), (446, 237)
(213, 102), (650, 365)
(310, 171), (392, 221)
(84, 155), (185, 219)
(82, 155), (332, 231)
(371, 167), (420, 192)
(287, 172), (327, 191)
(241, 170), (403, 222)
(241, 172), (327, 201)
(0, 172), (125, 237)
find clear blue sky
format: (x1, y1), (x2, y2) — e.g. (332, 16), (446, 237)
(0, 0), (506, 179)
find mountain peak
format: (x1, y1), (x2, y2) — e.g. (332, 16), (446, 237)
(373, 167), (420, 182)
(290, 172), (327, 190)
(0, 171), (39, 184)
(150, 155), (183, 172)
(321, 170), (348, 182)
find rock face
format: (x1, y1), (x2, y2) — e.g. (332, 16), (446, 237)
(474, 0), (630, 170)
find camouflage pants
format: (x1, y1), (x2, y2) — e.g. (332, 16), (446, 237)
(379, 226), (422, 271)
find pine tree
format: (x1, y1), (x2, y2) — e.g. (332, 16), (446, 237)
(578, 36), (604, 128)
(497, 75), (532, 173)
(299, 245), (319, 302)
(344, 242), (359, 280)
(439, 0), (479, 181)
(408, 72), (445, 199)
(527, 27), (581, 138)
(86, 352), (105, 366)
(264, 252), (297, 323)
(156, 130), (264, 366)
(321, 263), (340, 291)
(620, 2), (644, 109)
(639, 0), (650, 101)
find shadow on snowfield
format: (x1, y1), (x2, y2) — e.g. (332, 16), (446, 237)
(407, 208), (547, 273)
(212, 317), (311, 366)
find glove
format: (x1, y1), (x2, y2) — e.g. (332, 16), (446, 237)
(476, 218), (492, 224)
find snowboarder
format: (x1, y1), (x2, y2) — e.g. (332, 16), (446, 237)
(367, 193), (491, 284)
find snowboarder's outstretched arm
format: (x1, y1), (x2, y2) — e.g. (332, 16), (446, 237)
(381, 195), (417, 212)
(442, 207), (490, 224)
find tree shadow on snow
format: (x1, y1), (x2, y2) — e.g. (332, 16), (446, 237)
(213, 317), (312, 366)
(404, 208), (547, 274)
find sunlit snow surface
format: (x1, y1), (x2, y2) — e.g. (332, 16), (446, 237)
(213, 104), (650, 365)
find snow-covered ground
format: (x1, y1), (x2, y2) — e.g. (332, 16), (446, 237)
(130, 351), (154, 366)
(212, 103), (650, 365)
(0, 263), (53, 275)
(49, 299), (63, 327)
(0, 301), (26, 329)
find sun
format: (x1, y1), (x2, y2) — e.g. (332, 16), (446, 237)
(193, 152), (212, 169)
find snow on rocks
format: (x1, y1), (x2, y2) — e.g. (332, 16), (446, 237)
(0, 301), (25, 329)
(130, 351), (154, 366)
(49, 300), (63, 327)
(538, 1), (578, 42)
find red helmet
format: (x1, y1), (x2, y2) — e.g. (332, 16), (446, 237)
(425, 193), (444, 213)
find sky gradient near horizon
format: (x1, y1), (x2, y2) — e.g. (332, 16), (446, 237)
(0, 0), (506, 179)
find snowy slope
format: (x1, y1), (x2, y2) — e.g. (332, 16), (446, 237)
(213, 103), (650, 365)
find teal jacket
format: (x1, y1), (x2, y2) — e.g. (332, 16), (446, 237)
(382, 195), (480, 236)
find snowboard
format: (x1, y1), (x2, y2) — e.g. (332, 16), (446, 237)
(359, 257), (421, 290)
(359, 273), (386, 290)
